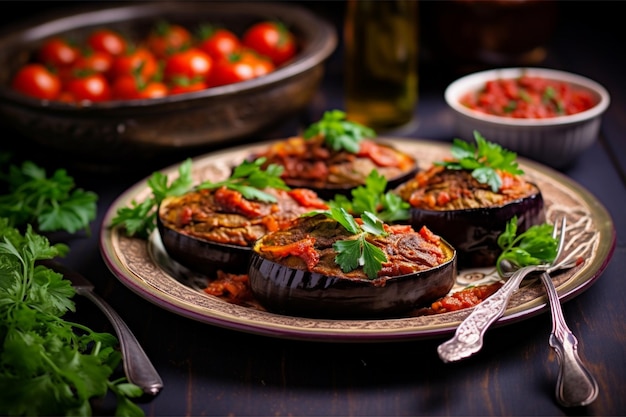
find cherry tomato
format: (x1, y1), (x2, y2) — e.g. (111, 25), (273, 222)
(38, 37), (79, 68)
(209, 52), (258, 87)
(87, 29), (127, 56)
(240, 48), (275, 77)
(242, 21), (296, 66)
(72, 48), (114, 76)
(196, 25), (241, 61)
(65, 71), (112, 102)
(110, 46), (158, 80)
(163, 48), (213, 82)
(168, 76), (208, 95)
(146, 21), (192, 58)
(112, 74), (168, 100)
(11, 63), (61, 100)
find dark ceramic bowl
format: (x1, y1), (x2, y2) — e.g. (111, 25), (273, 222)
(0, 2), (337, 168)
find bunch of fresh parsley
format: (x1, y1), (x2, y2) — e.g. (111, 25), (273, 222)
(328, 170), (409, 223)
(0, 157), (98, 234)
(496, 216), (559, 276)
(437, 131), (524, 192)
(0, 219), (144, 416)
(303, 109), (375, 153)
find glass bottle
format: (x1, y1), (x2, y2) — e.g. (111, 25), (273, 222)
(344, 0), (419, 132)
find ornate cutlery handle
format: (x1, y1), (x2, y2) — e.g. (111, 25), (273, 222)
(437, 265), (535, 363)
(80, 289), (164, 397)
(539, 272), (598, 407)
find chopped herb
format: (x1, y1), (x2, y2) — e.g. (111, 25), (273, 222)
(110, 158), (193, 238)
(0, 159), (98, 234)
(503, 100), (517, 113)
(197, 157), (288, 203)
(0, 219), (144, 416)
(321, 208), (388, 279)
(303, 109), (375, 153)
(328, 170), (409, 223)
(436, 131), (524, 192)
(496, 216), (559, 276)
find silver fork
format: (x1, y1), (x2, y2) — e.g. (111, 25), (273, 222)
(437, 216), (577, 363)
(538, 219), (598, 407)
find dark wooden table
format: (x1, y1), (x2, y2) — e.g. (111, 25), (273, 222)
(4, 2), (625, 416)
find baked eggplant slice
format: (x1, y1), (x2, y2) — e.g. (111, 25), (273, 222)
(248, 213), (456, 318)
(251, 110), (418, 200)
(394, 133), (546, 267)
(158, 185), (328, 276)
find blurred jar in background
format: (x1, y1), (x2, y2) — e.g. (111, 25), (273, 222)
(421, 0), (558, 74)
(344, 0), (419, 132)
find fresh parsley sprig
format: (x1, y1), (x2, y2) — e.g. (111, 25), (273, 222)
(0, 219), (144, 417)
(111, 158), (194, 238)
(328, 170), (410, 223)
(321, 208), (388, 279)
(437, 131), (524, 192)
(496, 216), (559, 276)
(0, 159), (98, 234)
(303, 109), (375, 153)
(197, 157), (288, 203)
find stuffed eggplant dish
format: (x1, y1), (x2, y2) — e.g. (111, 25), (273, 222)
(251, 110), (417, 200)
(395, 132), (545, 268)
(248, 211), (456, 318)
(157, 159), (328, 276)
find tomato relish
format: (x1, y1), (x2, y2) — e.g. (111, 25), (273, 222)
(460, 75), (595, 118)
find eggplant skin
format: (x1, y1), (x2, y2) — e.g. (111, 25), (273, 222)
(248, 245), (457, 319)
(410, 191), (545, 268)
(157, 214), (250, 276)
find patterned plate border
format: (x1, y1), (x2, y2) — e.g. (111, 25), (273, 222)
(99, 139), (616, 342)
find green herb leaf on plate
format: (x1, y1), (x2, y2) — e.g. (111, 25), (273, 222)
(303, 109), (375, 153)
(496, 216), (559, 276)
(437, 131), (524, 192)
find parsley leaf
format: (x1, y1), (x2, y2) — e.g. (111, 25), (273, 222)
(303, 109), (375, 153)
(321, 208), (388, 279)
(0, 219), (144, 416)
(437, 131), (524, 192)
(328, 170), (410, 223)
(111, 158), (194, 238)
(0, 160), (98, 234)
(197, 157), (288, 203)
(496, 216), (559, 276)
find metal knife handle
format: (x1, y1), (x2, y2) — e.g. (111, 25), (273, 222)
(80, 289), (164, 397)
(437, 265), (535, 362)
(539, 272), (598, 407)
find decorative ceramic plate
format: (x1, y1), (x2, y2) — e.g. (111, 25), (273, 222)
(99, 139), (615, 342)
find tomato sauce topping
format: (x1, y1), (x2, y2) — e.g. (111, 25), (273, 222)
(460, 75), (595, 118)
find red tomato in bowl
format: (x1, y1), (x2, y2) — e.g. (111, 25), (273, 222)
(38, 37), (79, 68)
(242, 21), (296, 66)
(65, 71), (112, 102)
(209, 51), (262, 87)
(11, 63), (61, 100)
(197, 25), (241, 61)
(146, 21), (192, 58)
(111, 47), (158, 80)
(112, 74), (168, 100)
(163, 48), (213, 82)
(87, 29), (127, 56)
(72, 49), (114, 76)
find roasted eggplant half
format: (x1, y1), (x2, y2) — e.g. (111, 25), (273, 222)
(248, 213), (456, 318)
(395, 165), (545, 268)
(251, 110), (418, 200)
(157, 186), (328, 276)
